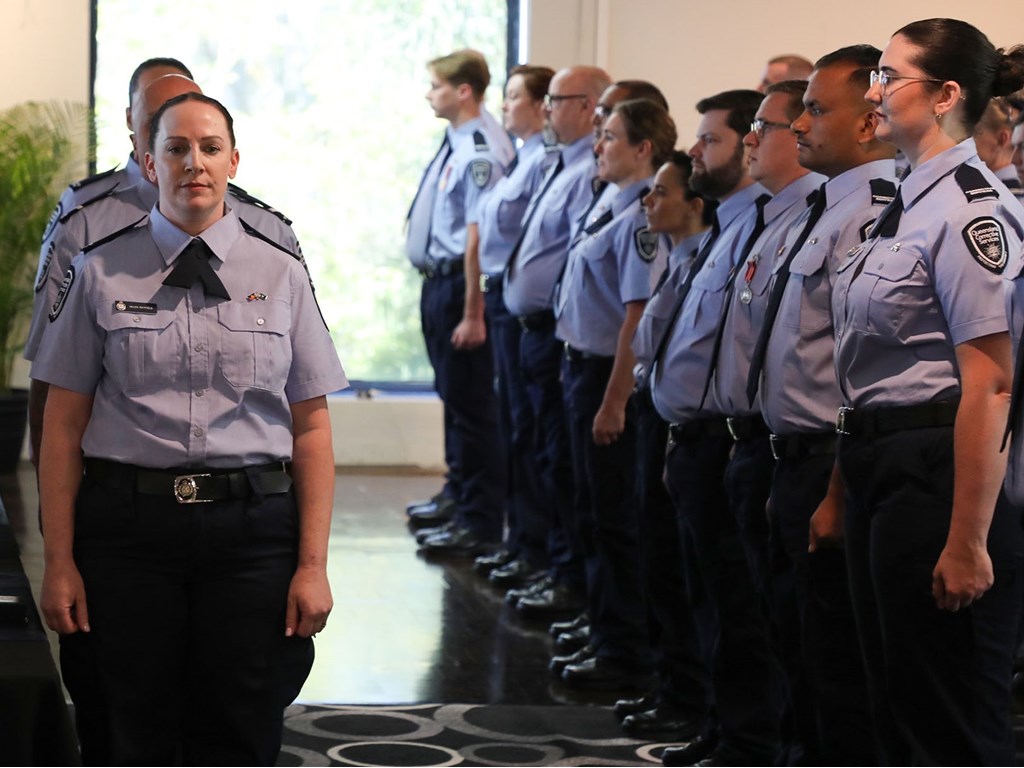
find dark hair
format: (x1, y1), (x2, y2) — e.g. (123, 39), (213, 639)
(765, 79), (808, 121)
(148, 92), (235, 152)
(696, 89), (764, 139)
(128, 57), (193, 105)
(814, 44), (883, 91)
(614, 80), (669, 111)
(667, 150), (718, 226)
(509, 64), (555, 102)
(429, 49), (490, 100)
(613, 99), (678, 168)
(896, 18), (1024, 127)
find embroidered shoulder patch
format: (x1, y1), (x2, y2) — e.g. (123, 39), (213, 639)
(471, 160), (492, 188)
(962, 216), (1007, 274)
(49, 266), (75, 322)
(35, 241), (55, 293)
(41, 202), (63, 244)
(634, 227), (658, 263)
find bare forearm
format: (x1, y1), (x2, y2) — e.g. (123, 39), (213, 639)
(290, 397), (335, 569)
(39, 387), (92, 561)
(462, 223), (484, 321)
(28, 378), (49, 471)
(603, 301), (645, 410)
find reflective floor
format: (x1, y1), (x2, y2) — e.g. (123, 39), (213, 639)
(3, 466), (596, 707)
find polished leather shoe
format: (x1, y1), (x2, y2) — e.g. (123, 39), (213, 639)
(406, 496), (455, 527)
(414, 520), (454, 545)
(549, 612), (588, 637)
(549, 644), (594, 676)
(622, 707), (703, 742)
(505, 573), (554, 605)
(561, 656), (655, 691)
(406, 490), (448, 515)
(661, 732), (718, 766)
(489, 558), (546, 588)
(515, 583), (584, 618)
(613, 692), (658, 721)
(418, 526), (493, 556)
(473, 548), (513, 576)
(554, 624), (590, 654)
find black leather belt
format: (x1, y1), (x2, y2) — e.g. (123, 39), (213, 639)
(564, 343), (612, 363)
(725, 415), (770, 442)
(518, 310), (555, 332)
(419, 258), (465, 279)
(835, 400), (959, 437)
(84, 458), (292, 504)
(479, 273), (503, 293)
(669, 418), (731, 442)
(769, 431), (837, 460)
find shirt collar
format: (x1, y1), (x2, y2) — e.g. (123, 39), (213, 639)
(613, 178), (653, 216)
(562, 134), (596, 165)
(676, 230), (706, 259)
(150, 204), (243, 267)
(448, 116), (485, 140)
(715, 182), (770, 231)
(900, 138), (979, 210)
(822, 158), (897, 210)
(764, 173), (824, 224)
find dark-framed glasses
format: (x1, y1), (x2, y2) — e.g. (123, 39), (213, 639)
(544, 93), (588, 110)
(869, 69), (943, 96)
(750, 118), (791, 138)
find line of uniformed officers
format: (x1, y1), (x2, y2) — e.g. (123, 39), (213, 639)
(404, 18), (1024, 767)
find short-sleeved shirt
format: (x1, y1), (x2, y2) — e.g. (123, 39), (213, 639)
(833, 139), (1020, 408)
(502, 135), (598, 316)
(709, 172), (823, 417)
(996, 163), (1024, 203)
(554, 178), (667, 357)
(650, 182), (769, 424)
(31, 206), (348, 469)
(475, 133), (557, 276)
(760, 159), (897, 434)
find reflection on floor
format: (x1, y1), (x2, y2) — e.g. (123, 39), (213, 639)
(3, 466), (599, 707)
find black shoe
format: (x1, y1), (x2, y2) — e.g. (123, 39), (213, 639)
(554, 624), (590, 654)
(549, 612), (589, 637)
(418, 526), (494, 556)
(561, 656), (655, 691)
(489, 558), (546, 588)
(505, 574), (554, 605)
(613, 692), (658, 721)
(414, 520), (455, 545)
(661, 733), (718, 766)
(406, 496), (455, 527)
(473, 548), (513, 576)
(515, 583), (584, 618)
(622, 707), (703, 742)
(549, 644), (594, 677)
(406, 491), (447, 515)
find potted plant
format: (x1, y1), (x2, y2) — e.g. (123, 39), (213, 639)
(0, 101), (88, 472)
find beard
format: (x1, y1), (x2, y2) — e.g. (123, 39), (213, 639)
(690, 141), (745, 200)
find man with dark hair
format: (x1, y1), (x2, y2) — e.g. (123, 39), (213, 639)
(652, 89), (788, 766)
(746, 44), (897, 764)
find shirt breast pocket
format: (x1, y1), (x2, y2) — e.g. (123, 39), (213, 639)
(97, 309), (180, 395)
(217, 299), (292, 392)
(781, 242), (830, 332)
(858, 252), (928, 338)
(689, 260), (732, 329)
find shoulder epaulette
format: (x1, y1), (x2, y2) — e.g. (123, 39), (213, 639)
(69, 165), (119, 191)
(954, 163), (1000, 203)
(59, 183), (121, 224)
(82, 215), (148, 254)
(869, 178), (897, 206)
(228, 183), (293, 225)
(473, 130), (489, 152)
(239, 218), (303, 262)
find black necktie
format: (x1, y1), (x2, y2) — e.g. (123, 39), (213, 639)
(870, 186), (903, 239)
(650, 216), (723, 367)
(699, 193), (771, 408)
(506, 154), (565, 280)
(163, 237), (231, 300)
(745, 186), (828, 406)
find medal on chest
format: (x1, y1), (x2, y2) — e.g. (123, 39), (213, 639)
(740, 254), (759, 304)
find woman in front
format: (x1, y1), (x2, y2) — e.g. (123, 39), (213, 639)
(33, 92), (347, 765)
(833, 19), (1024, 764)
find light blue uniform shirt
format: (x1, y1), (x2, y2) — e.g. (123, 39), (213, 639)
(996, 163), (1024, 204)
(709, 172), (824, 417)
(555, 178), (667, 357)
(760, 159), (896, 434)
(474, 133), (556, 276)
(503, 135), (597, 316)
(833, 139), (1019, 409)
(650, 182), (769, 424)
(32, 206), (348, 468)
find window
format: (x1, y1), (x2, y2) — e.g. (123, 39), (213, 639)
(94, 0), (513, 383)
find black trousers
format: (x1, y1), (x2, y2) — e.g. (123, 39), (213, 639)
(664, 430), (786, 763)
(840, 425), (1024, 765)
(61, 472), (313, 766)
(770, 450), (874, 765)
(561, 352), (651, 666)
(420, 272), (504, 540)
(484, 285), (550, 566)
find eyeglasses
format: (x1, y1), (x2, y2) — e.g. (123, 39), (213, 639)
(869, 69), (943, 96)
(750, 118), (791, 138)
(544, 93), (588, 110)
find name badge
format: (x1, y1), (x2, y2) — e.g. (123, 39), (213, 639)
(113, 300), (157, 315)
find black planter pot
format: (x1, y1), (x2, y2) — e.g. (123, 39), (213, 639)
(0, 389), (28, 474)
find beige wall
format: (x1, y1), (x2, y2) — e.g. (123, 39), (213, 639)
(525, 0), (1024, 142)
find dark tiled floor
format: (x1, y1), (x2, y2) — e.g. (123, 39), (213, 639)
(3, 466), (594, 707)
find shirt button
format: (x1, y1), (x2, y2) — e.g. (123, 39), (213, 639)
(195, 389), (205, 398)
(193, 427), (204, 437)
(195, 343), (204, 352)
(132, 316), (141, 323)
(256, 318), (265, 326)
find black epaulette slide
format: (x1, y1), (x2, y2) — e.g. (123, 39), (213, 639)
(473, 130), (489, 152)
(954, 163), (999, 203)
(82, 215), (148, 253)
(59, 183), (121, 224)
(228, 183), (293, 225)
(869, 178), (896, 206)
(69, 165), (118, 191)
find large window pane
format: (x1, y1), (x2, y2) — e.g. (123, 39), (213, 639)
(95, 0), (509, 382)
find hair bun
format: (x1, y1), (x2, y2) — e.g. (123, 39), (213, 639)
(993, 46), (1024, 98)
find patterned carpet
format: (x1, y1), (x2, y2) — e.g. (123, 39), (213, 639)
(277, 703), (667, 766)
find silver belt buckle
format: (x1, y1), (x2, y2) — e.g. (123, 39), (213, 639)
(726, 417), (740, 441)
(174, 473), (212, 504)
(769, 434), (782, 460)
(836, 406), (853, 436)
(479, 274), (490, 293)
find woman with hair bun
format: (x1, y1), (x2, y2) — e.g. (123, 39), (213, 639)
(831, 18), (1024, 764)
